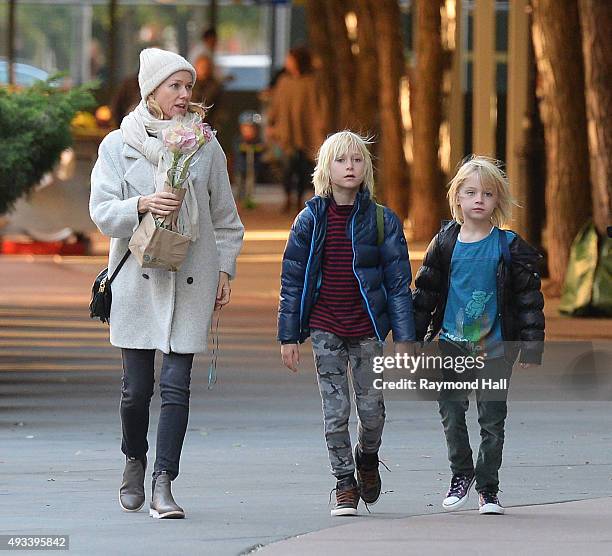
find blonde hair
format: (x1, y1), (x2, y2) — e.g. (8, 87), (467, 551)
(313, 131), (375, 197)
(146, 96), (208, 120)
(447, 155), (517, 227)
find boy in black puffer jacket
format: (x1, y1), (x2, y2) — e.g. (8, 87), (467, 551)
(413, 155), (545, 515)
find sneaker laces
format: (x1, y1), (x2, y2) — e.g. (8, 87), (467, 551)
(328, 487), (335, 506)
(379, 459), (391, 473)
(480, 491), (500, 505)
(360, 459), (390, 513)
(359, 457), (391, 476)
(359, 459), (389, 487)
(448, 473), (473, 497)
(328, 484), (358, 506)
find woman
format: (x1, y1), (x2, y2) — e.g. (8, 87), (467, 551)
(267, 46), (325, 212)
(89, 48), (244, 519)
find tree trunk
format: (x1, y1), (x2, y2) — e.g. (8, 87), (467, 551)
(306, 0), (336, 134)
(531, 0), (591, 294)
(176, 7), (190, 59)
(325, 0), (357, 130)
(209, 0), (218, 29)
(578, 0), (612, 237)
(8, 0), (16, 86)
(410, 0), (445, 240)
(354, 0), (379, 136)
(107, 0), (118, 98)
(373, 0), (408, 215)
(523, 31), (547, 252)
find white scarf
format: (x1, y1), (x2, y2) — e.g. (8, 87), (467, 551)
(120, 101), (201, 241)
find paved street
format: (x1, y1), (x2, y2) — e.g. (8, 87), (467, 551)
(1, 223), (612, 555)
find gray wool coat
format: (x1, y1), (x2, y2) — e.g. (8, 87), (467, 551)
(89, 130), (244, 354)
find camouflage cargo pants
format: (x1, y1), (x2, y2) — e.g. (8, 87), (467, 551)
(311, 329), (385, 478)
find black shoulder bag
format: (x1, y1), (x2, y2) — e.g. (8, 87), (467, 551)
(89, 250), (131, 324)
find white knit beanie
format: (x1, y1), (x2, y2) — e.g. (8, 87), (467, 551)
(138, 48), (196, 100)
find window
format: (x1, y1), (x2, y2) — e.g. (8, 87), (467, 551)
(1, 1), (276, 92)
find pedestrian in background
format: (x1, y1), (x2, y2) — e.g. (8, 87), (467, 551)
(413, 155), (545, 515)
(188, 27), (227, 83)
(267, 46), (325, 212)
(90, 47), (244, 520)
(111, 73), (140, 127)
(278, 131), (415, 516)
(191, 54), (223, 129)
(188, 27), (218, 66)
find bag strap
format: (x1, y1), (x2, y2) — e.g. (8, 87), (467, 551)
(499, 228), (511, 267)
(376, 203), (384, 246)
(108, 250), (131, 284)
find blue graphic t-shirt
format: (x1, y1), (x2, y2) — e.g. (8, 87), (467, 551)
(441, 227), (515, 358)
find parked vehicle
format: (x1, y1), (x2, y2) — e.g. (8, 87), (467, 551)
(217, 54), (270, 91)
(0, 59), (49, 86)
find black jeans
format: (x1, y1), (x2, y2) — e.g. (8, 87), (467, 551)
(437, 357), (512, 494)
(120, 349), (194, 480)
(283, 149), (314, 199)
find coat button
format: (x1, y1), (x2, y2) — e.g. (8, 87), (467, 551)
(187, 277), (194, 284)
(142, 273), (149, 279)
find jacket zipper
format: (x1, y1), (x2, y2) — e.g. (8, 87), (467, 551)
(298, 207), (317, 336)
(496, 262), (503, 328)
(351, 201), (382, 341)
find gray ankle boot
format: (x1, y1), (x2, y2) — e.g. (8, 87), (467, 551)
(119, 455), (146, 512)
(150, 472), (185, 519)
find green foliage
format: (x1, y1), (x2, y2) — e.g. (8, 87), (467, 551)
(0, 79), (95, 215)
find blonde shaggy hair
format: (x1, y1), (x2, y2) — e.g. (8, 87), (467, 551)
(313, 131), (375, 197)
(146, 96), (208, 120)
(447, 155), (517, 227)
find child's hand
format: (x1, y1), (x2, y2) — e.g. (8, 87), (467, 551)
(281, 343), (300, 372)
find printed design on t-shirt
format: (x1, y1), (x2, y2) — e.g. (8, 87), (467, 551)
(447, 289), (493, 351)
(465, 290), (494, 320)
(462, 290), (494, 347)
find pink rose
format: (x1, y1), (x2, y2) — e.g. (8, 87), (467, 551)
(163, 124), (198, 154)
(195, 122), (215, 145)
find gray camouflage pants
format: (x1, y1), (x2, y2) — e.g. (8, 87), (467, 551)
(311, 329), (385, 478)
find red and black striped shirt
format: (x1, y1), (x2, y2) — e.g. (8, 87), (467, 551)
(309, 199), (375, 338)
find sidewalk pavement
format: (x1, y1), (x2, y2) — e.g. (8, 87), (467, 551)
(257, 496), (612, 555)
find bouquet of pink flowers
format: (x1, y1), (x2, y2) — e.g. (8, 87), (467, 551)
(162, 120), (215, 187)
(128, 118), (215, 272)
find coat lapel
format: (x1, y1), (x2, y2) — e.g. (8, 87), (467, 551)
(122, 144), (156, 196)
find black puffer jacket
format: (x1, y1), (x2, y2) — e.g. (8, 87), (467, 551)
(412, 221), (545, 364)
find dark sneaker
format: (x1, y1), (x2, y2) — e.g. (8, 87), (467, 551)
(442, 472), (475, 511)
(479, 491), (505, 515)
(354, 445), (382, 505)
(330, 476), (359, 517)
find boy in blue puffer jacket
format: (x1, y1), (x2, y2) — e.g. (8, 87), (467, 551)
(277, 131), (415, 516)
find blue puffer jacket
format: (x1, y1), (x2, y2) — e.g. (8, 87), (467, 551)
(277, 190), (415, 344)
